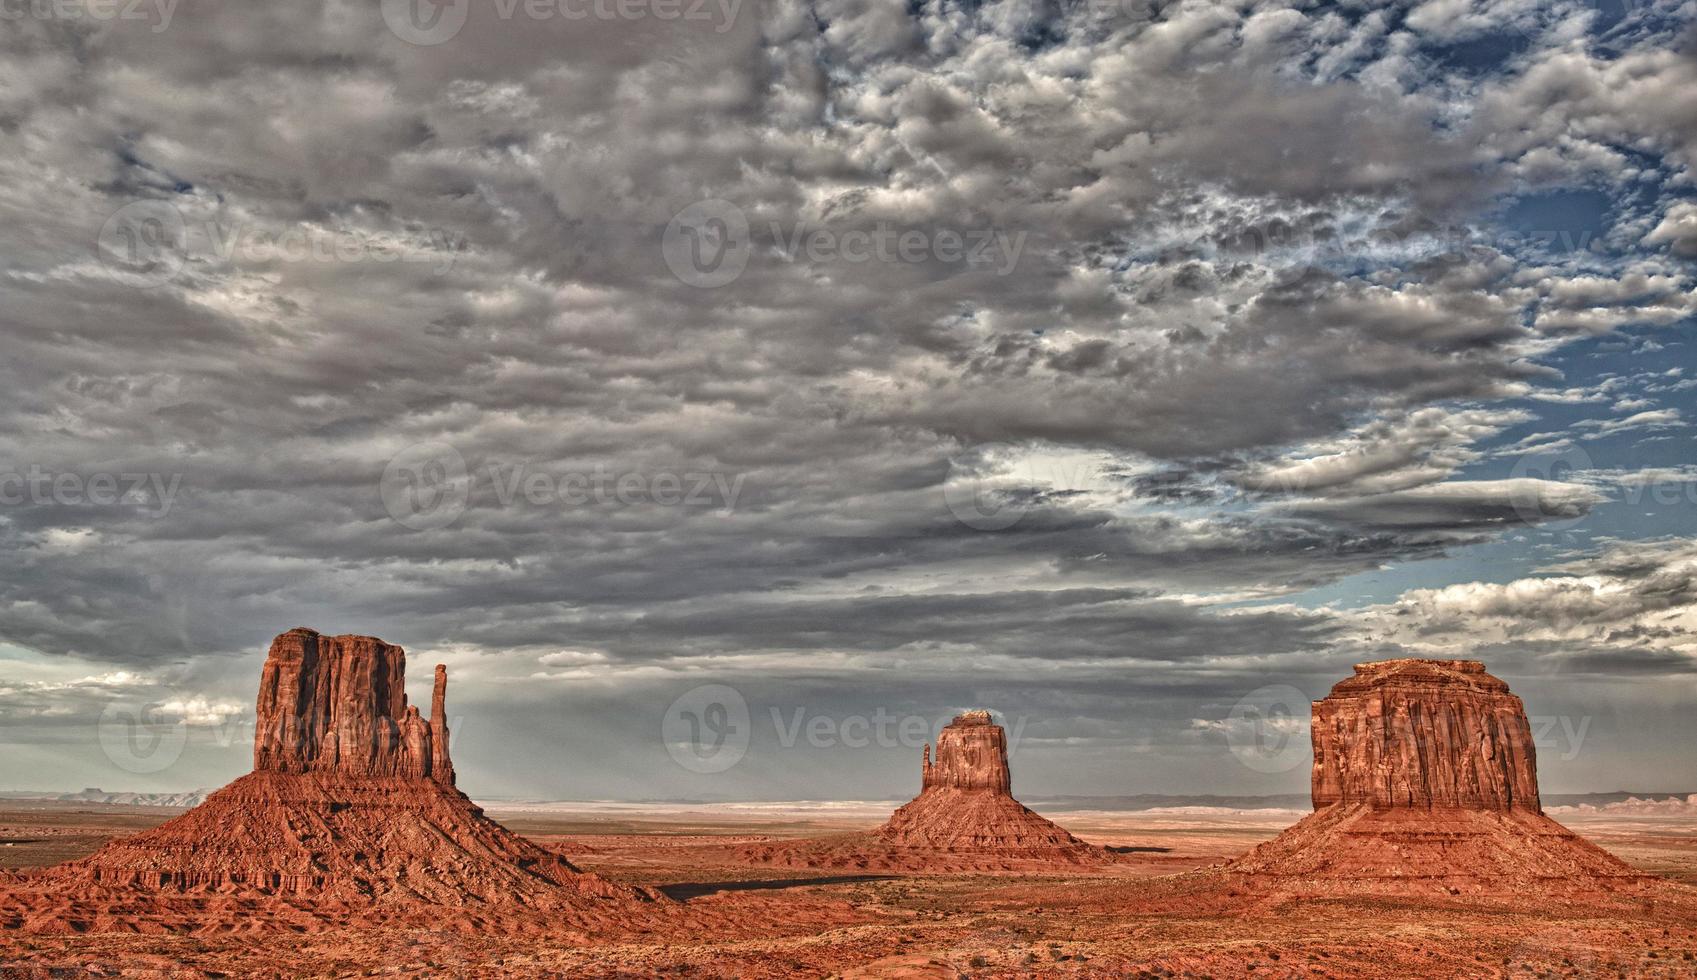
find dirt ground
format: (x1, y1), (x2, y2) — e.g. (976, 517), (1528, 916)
(1, 801), (1694, 978)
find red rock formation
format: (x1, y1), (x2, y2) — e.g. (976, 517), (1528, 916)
(1226, 658), (1651, 897)
(3, 628), (657, 933)
(430, 663), (455, 787)
(919, 710), (1010, 793)
(740, 710), (1110, 871)
(1310, 659), (1540, 812)
(252, 627), (454, 783)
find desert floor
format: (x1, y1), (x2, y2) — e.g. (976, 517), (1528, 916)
(2, 800), (1695, 978)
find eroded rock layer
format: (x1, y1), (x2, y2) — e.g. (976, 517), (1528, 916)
(1311, 659), (1540, 812)
(253, 627), (453, 783)
(740, 710), (1110, 871)
(920, 710), (1010, 793)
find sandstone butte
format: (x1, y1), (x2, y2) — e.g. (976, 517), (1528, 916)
(0, 628), (661, 935)
(1223, 658), (1659, 898)
(740, 709), (1112, 871)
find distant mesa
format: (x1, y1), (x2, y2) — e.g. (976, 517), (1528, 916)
(0, 627), (659, 934)
(54, 788), (207, 808)
(1223, 658), (1658, 898)
(740, 709), (1113, 871)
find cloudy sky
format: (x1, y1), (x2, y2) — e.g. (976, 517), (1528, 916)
(1, 0), (1695, 802)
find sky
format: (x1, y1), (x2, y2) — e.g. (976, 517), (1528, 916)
(1, 0), (1695, 802)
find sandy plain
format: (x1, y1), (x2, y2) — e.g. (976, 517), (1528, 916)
(1, 799), (1694, 978)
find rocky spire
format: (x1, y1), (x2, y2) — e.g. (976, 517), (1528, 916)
(920, 710), (1012, 794)
(253, 627), (452, 781)
(1310, 659), (1541, 812)
(430, 663), (455, 787)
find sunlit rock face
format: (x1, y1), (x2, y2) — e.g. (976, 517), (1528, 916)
(253, 627), (454, 785)
(1310, 659), (1540, 813)
(920, 710), (1012, 794)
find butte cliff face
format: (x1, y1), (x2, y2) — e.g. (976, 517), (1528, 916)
(1227, 658), (1647, 897)
(741, 710), (1108, 871)
(252, 627), (455, 784)
(7, 628), (652, 934)
(919, 710), (1012, 794)
(1310, 659), (1540, 812)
